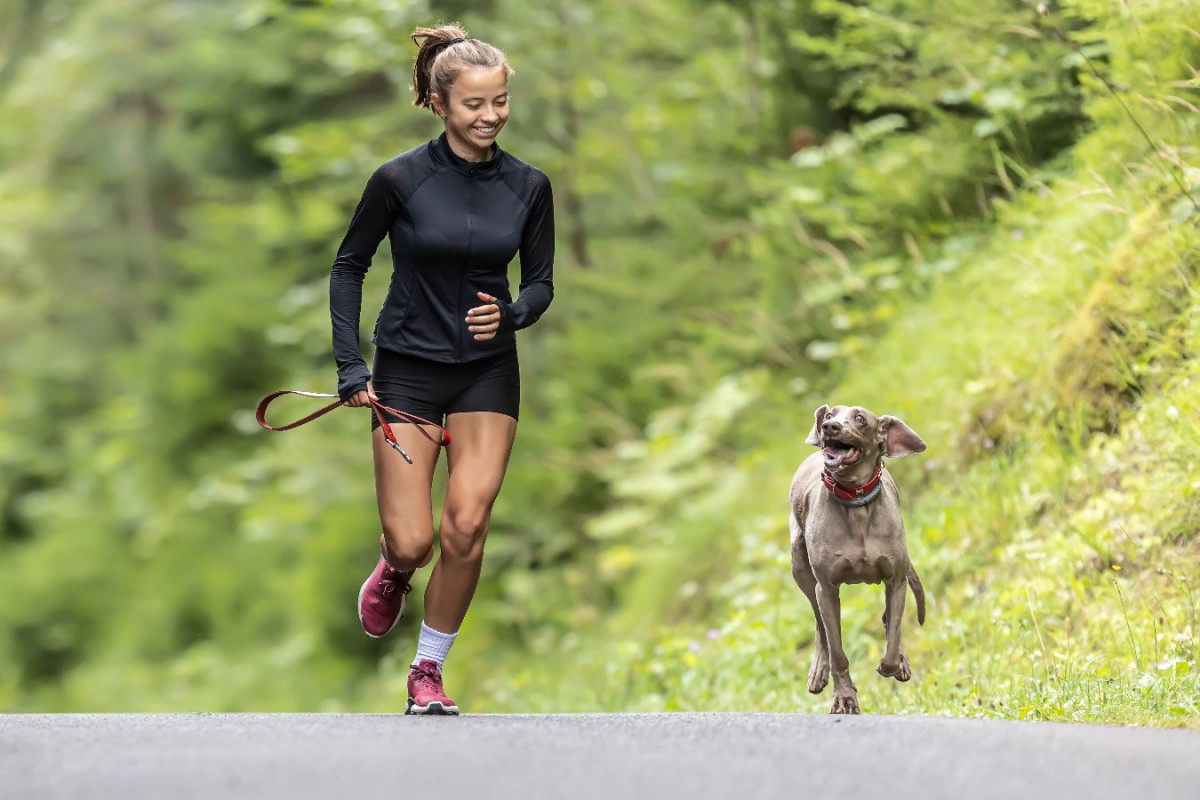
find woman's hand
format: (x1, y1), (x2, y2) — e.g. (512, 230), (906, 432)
(344, 379), (378, 408)
(466, 291), (501, 341)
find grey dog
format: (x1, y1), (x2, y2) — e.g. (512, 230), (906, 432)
(788, 404), (927, 715)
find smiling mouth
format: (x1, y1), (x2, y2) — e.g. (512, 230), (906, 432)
(472, 125), (498, 136)
(822, 438), (862, 469)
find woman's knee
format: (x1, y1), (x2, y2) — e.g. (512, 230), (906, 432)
(439, 504), (490, 560)
(380, 518), (434, 568)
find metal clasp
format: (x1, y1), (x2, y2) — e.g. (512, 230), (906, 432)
(387, 438), (414, 464)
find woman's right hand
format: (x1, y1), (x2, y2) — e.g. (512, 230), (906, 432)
(344, 380), (378, 408)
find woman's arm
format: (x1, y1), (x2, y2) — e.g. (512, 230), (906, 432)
(500, 170), (555, 332)
(330, 166), (400, 400)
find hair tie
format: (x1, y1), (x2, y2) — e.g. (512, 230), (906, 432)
(449, 37), (465, 45)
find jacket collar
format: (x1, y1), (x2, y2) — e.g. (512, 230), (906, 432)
(431, 132), (502, 176)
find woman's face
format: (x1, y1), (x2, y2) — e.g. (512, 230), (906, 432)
(433, 66), (509, 162)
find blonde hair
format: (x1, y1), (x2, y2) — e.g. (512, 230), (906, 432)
(409, 24), (513, 111)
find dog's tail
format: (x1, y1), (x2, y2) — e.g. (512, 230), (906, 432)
(907, 565), (926, 625)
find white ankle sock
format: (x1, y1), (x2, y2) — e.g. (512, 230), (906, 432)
(412, 622), (457, 669)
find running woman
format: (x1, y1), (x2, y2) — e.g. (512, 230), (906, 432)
(330, 23), (554, 715)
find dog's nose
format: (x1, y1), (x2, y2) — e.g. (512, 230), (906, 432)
(822, 420), (842, 436)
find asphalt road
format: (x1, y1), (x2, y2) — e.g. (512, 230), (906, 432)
(2, 713), (1198, 800)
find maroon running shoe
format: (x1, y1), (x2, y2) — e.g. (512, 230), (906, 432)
(406, 659), (460, 715)
(357, 555), (413, 638)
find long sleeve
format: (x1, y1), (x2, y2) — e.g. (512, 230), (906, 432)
(501, 171), (555, 332)
(329, 167), (400, 400)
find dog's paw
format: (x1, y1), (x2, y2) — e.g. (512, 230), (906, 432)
(830, 693), (860, 715)
(877, 653), (911, 682)
(807, 655), (830, 694)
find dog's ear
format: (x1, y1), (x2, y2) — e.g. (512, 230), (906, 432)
(878, 415), (926, 458)
(805, 404), (830, 447)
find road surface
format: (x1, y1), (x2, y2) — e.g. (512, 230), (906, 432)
(2, 713), (1197, 800)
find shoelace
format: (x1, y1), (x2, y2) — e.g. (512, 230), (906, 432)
(378, 570), (412, 598)
(412, 664), (443, 693)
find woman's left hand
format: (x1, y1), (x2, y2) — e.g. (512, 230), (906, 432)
(466, 291), (502, 341)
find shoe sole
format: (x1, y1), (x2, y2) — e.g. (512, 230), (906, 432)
(357, 576), (406, 639)
(406, 698), (460, 716)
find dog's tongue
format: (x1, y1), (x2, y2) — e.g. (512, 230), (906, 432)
(823, 447), (862, 467)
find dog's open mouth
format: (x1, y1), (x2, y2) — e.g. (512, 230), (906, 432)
(822, 438), (862, 469)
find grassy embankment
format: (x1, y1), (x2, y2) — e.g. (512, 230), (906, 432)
(464, 4), (1200, 726)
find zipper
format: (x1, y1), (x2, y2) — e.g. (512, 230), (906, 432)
(458, 170), (474, 363)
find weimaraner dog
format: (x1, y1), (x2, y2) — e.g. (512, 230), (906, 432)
(789, 404), (927, 714)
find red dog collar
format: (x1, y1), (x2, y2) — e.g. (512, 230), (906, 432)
(822, 463), (883, 506)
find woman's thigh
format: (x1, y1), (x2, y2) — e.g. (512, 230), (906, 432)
(441, 411), (518, 530)
(373, 423), (444, 542)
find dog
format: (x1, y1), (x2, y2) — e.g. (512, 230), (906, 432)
(788, 404), (927, 714)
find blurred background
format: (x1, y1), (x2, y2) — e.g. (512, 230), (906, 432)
(0, 0), (1197, 723)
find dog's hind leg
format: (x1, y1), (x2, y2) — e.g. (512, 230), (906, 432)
(877, 576), (911, 682)
(907, 565), (926, 625)
(790, 518), (829, 694)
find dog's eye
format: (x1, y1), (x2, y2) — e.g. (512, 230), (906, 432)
(855, 414), (865, 424)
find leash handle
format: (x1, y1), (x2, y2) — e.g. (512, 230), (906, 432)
(255, 390), (343, 431)
(255, 390), (451, 464)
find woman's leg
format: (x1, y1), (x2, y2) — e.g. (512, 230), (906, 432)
(372, 423), (444, 569)
(357, 422), (444, 639)
(421, 411), (517, 632)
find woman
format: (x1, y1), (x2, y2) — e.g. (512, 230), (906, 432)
(329, 24), (554, 715)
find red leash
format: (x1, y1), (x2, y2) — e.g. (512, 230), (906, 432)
(255, 390), (450, 464)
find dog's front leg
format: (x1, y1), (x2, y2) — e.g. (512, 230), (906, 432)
(877, 576), (910, 681)
(815, 579), (859, 714)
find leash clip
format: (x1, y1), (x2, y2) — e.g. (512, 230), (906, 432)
(386, 438), (414, 464)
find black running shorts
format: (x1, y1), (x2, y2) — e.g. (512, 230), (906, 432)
(369, 347), (520, 429)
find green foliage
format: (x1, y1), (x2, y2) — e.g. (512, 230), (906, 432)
(1, 0), (1197, 728)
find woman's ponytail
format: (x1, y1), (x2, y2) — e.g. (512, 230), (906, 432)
(410, 24), (469, 108)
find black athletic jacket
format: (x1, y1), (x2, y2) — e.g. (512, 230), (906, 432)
(329, 133), (555, 399)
